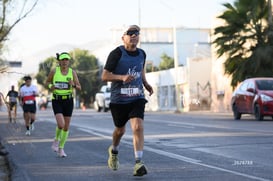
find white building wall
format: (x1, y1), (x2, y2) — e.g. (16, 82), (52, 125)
(144, 56), (212, 112)
(145, 66), (188, 111)
(176, 29), (211, 66)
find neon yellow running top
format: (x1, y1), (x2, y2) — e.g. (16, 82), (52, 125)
(52, 66), (73, 95)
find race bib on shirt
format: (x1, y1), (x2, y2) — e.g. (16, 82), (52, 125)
(25, 100), (34, 104)
(54, 82), (69, 89)
(120, 88), (140, 96)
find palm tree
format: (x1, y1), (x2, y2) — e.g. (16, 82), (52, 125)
(268, 0), (272, 28)
(213, 0), (272, 88)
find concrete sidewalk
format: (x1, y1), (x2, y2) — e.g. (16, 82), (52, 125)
(0, 111), (11, 181)
(0, 147), (10, 180)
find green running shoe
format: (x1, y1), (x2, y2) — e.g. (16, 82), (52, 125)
(133, 161), (148, 176)
(108, 146), (119, 171)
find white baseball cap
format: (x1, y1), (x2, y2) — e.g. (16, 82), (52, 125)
(123, 25), (140, 34)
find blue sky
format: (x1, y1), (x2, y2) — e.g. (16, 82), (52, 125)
(4, 0), (234, 60)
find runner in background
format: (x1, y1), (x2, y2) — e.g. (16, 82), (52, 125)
(5, 85), (19, 123)
(45, 52), (81, 157)
(19, 76), (38, 136)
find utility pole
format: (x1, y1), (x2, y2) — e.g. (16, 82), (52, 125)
(138, 0), (141, 27)
(173, 24), (181, 113)
(138, 0), (141, 48)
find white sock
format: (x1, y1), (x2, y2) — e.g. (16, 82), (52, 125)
(112, 145), (119, 151)
(135, 151), (143, 160)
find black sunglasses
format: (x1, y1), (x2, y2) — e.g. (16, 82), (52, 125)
(59, 58), (69, 61)
(125, 30), (140, 36)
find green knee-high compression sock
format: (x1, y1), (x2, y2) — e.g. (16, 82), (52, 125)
(55, 127), (62, 141)
(59, 130), (69, 149)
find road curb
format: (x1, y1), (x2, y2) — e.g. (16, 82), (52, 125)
(0, 150), (10, 180)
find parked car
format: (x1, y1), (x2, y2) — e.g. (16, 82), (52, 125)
(94, 85), (111, 112)
(231, 77), (273, 121)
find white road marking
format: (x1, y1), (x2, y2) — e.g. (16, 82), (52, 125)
(168, 123), (195, 129)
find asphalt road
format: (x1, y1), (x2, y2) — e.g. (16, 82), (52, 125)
(0, 108), (273, 181)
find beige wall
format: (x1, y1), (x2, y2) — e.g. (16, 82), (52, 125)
(210, 17), (233, 113)
(210, 55), (233, 113)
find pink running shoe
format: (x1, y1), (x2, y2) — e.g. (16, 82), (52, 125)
(51, 140), (59, 152)
(58, 148), (67, 157)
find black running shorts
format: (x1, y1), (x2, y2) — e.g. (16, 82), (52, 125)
(9, 102), (17, 111)
(22, 102), (36, 113)
(52, 99), (74, 117)
(110, 99), (147, 128)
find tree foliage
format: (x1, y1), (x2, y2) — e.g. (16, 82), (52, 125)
(36, 49), (101, 108)
(70, 49), (101, 107)
(159, 53), (174, 70)
(145, 61), (159, 73)
(36, 57), (57, 87)
(213, 0), (273, 88)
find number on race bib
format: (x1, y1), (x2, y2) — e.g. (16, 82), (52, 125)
(120, 88), (140, 96)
